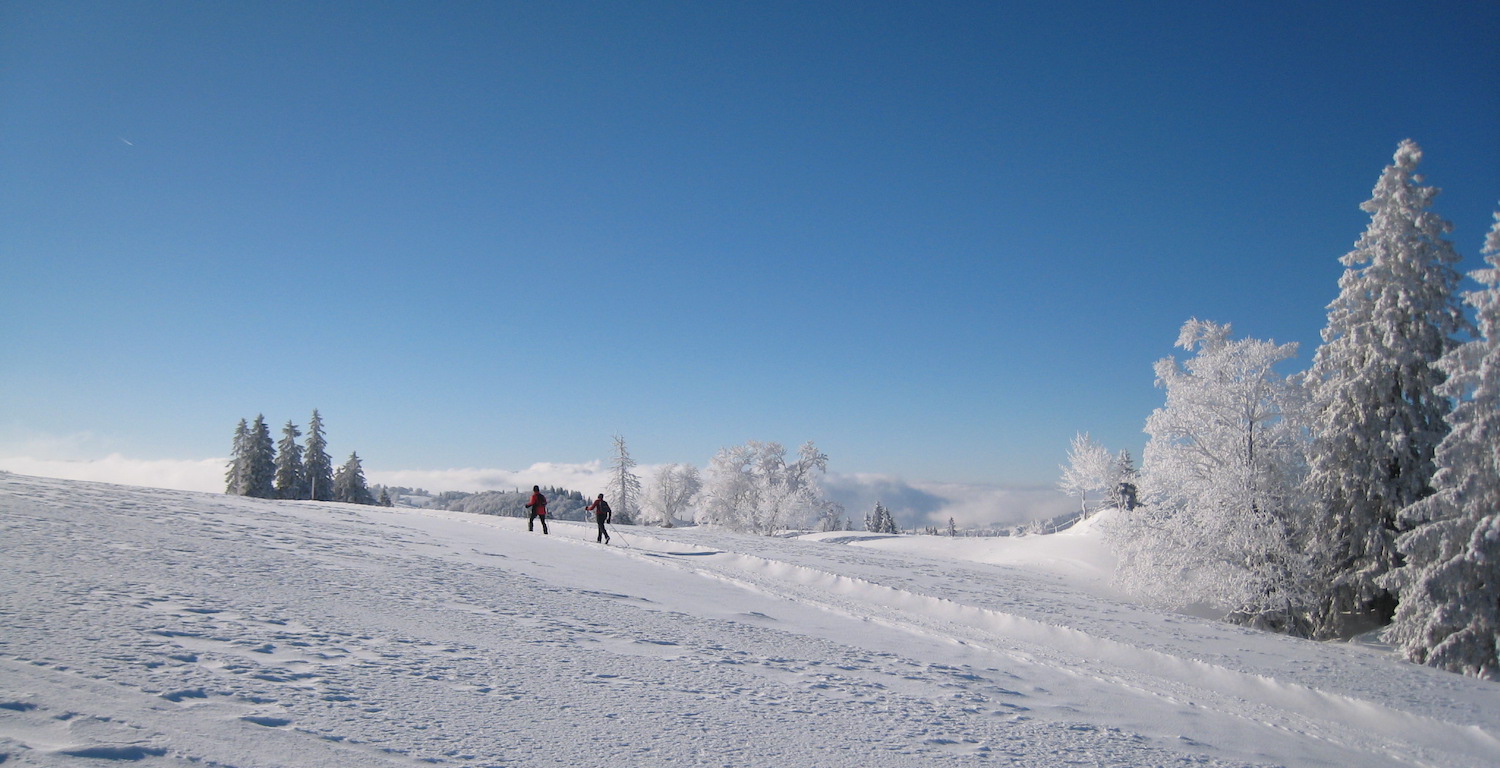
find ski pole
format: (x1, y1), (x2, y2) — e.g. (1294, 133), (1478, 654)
(606, 522), (630, 548)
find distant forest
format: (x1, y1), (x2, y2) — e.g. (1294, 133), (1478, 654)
(434, 487), (590, 522)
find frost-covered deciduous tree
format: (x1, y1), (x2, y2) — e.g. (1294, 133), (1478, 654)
(1059, 433), (1131, 516)
(697, 440), (832, 534)
(274, 420), (307, 500)
(1383, 209), (1500, 678)
(305, 410), (334, 502)
(333, 452), (374, 505)
(1109, 320), (1311, 632)
(646, 463), (700, 527)
(606, 434), (643, 525)
(1302, 140), (1470, 639)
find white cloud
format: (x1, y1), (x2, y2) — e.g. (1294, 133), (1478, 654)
(369, 462), (617, 495)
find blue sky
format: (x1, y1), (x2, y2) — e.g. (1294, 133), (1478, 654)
(3, 1), (1498, 500)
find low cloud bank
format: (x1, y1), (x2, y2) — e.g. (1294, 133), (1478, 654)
(369, 462), (617, 496)
(0, 454), (229, 494)
(821, 473), (1074, 530)
(0, 456), (626, 498)
(0, 455), (1071, 528)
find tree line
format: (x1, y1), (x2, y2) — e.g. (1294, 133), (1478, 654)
(560, 436), (849, 534)
(1061, 140), (1500, 680)
(441, 487), (589, 520)
(225, 410), (384, 506)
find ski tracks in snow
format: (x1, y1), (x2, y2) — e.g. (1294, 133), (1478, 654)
(580, 525), (1500, 768)
(3, 474), (1500, 767)
(3, 476), (1179, 767)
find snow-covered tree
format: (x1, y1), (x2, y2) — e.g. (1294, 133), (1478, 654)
(1114, 450), (1140, 512)
(646, 463), (700, 527)
(274, 420), (307, 500)
(1058, 433), (1129, 516)
(814, 499), (847, 532)
(1301, 140), (1470, 639)
(304, 410), (334, 502)
(245, 415), (277, 499)
(866, 502), (898, 534)
(697, 440), (832, 534)
(225, 419), (250, 495)
(1109, 320), (1311, 632)
(1383, 208), (1500, 678)
(333, 452), (374, 505)
(606, 434), (643, 525)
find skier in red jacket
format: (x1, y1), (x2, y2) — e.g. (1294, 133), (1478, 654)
(525, 486), (548, 534)
(585, 494), (612, 544)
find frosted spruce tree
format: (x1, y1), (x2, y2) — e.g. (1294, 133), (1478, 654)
(304, 410), (334, 502)
(1115, 450), (1140, 511)
(333, 452), (374, 505)
(1301, 140), (1470, 638)
(606, 434), (643, 525)
(1382, 209), (1500, 678)
(225, 419), (251, 495)
(274, 420), (307, 500)
(245, 415), (277, 499)
(866, 502), (897, 534)
(1110, 320), (1311, 632)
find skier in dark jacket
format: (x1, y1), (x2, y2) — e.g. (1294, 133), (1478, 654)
(585, 494), (611, 544)
(525, 486), (548, 534)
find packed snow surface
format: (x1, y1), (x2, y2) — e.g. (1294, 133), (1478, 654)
(3, 473), (1498, 767)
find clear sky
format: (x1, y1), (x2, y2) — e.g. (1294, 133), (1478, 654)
(3, 1), (1498, 498)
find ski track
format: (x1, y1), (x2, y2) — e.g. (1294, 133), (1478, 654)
(2, 473), (1498, 767)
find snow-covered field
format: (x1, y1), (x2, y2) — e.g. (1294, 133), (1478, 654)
(3, 473), (1497, 767)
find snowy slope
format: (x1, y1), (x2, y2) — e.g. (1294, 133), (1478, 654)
(2, 473), (1497, 767)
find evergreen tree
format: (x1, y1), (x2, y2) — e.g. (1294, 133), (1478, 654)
(304, 410), (334, 502)
(225, 419), (250, 495)
(274, 420), (307, 500)
(378, 487), (394, 507)
(1383, 209), (1500, 678)
(866, 502), (898, 534)
(245, 415), (277, 499)
(1301, 140), (1470, 639)
(1113, 450), (1140, 512)
(606, 434), (643, 525)
(333, 452), (374, 505)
